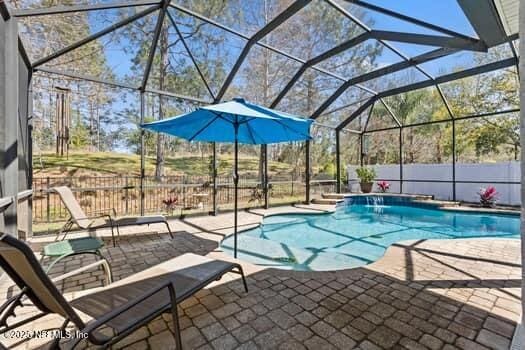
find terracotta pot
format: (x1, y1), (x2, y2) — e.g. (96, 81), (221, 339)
(360, 182), (373, 193)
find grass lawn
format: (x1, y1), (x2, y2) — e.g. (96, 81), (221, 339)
(33, 152), (294, 178)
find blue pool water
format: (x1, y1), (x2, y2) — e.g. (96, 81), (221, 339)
(221, 199), (520, 271)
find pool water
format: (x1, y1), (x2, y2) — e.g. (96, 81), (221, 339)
(220, 202), (520, 271)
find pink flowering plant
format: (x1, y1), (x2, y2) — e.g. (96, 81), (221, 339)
(377, 181), (390, 193)
(478, 186), (498, 207)
(162, 196), (179, 214)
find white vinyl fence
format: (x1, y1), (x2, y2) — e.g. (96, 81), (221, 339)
(347, 162), (520, 205)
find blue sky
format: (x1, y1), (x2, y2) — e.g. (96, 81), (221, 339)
(365, 0), (476, 36)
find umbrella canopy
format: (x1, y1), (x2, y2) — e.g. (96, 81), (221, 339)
(141, 98), (312, 144)
(141, 98), (313, 259)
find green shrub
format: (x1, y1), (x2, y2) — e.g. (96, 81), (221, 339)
(322, 162), (336, 177)
(355, 167), (376, 183)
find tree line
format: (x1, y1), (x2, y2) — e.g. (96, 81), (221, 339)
(14, 0), (519, 181)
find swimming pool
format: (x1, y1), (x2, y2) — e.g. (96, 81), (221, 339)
(220, 197), (520, 271)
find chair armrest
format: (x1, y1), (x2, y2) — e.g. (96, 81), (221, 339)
(17, 190), (33, 202)
(88, 208), (117, 218)
(51, 259), (112, 285)
(0, 196), (13, 213)
(87, 213), (115, 228)
(81, 280), (176, 334)
(0, 288), (26, 317)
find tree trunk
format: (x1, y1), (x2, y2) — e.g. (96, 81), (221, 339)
(155, 25), (168, 180)
(408, 132), (415, 163)
(436, 132), (442, 163)
(258, 0), (270, 188)
(89, 100), (94, 152)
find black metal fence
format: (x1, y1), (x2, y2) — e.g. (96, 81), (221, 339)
(32, 176), (335, 223)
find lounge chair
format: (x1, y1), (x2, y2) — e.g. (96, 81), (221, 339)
(0, 233), (247, 349)
(53, 186), (173, 246)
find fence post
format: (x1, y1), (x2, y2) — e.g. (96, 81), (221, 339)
(182, 175), (186, 209)
(290, 172), (295, 197)
(227, 177), (231, 203)
(125, 177), (129, 215)
(46, 177), (50, 223)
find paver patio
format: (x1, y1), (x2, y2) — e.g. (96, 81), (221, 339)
(0, 204), (521, 349)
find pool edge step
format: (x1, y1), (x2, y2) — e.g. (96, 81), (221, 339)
(311, 198), (339, 205)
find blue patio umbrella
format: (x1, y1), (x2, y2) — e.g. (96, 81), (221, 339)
(142, 98), (312, 258)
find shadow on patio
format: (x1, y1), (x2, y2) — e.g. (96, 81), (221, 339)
(0, 229), (521, 350)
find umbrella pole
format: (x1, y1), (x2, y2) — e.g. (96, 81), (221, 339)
(234, 124), (239, 258)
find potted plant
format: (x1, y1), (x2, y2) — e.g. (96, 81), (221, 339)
(377, 180), (390, 193)
(478, 186), (498, 207)
(355, 167), (376, 193)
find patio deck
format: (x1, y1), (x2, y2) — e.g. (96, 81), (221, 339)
(0, 204), (521, 350)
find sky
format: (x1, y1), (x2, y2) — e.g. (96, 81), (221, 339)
(365, 0), (476, 36)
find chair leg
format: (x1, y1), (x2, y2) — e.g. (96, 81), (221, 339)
(115, 223), (121, 243)
(45, 251), (109, 280)
(95, 250), (113, 285)
(57, 219), (74, 241)
(233, 265), (248, 293)
(45, 254), (69, 274)
(55, 223), (64, 242)
(64, 220), (74, 240)
(39, 251), (48, 265)
(168, 288), (183, 349)
(110, 223), (116, 248)
(51, 318), (69, 349)
(165, 221), (174, 239)
(68, 326), (87, 350)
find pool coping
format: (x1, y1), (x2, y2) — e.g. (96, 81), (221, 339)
(440, 205), (520, 216)
(339, 193), (521, 216)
